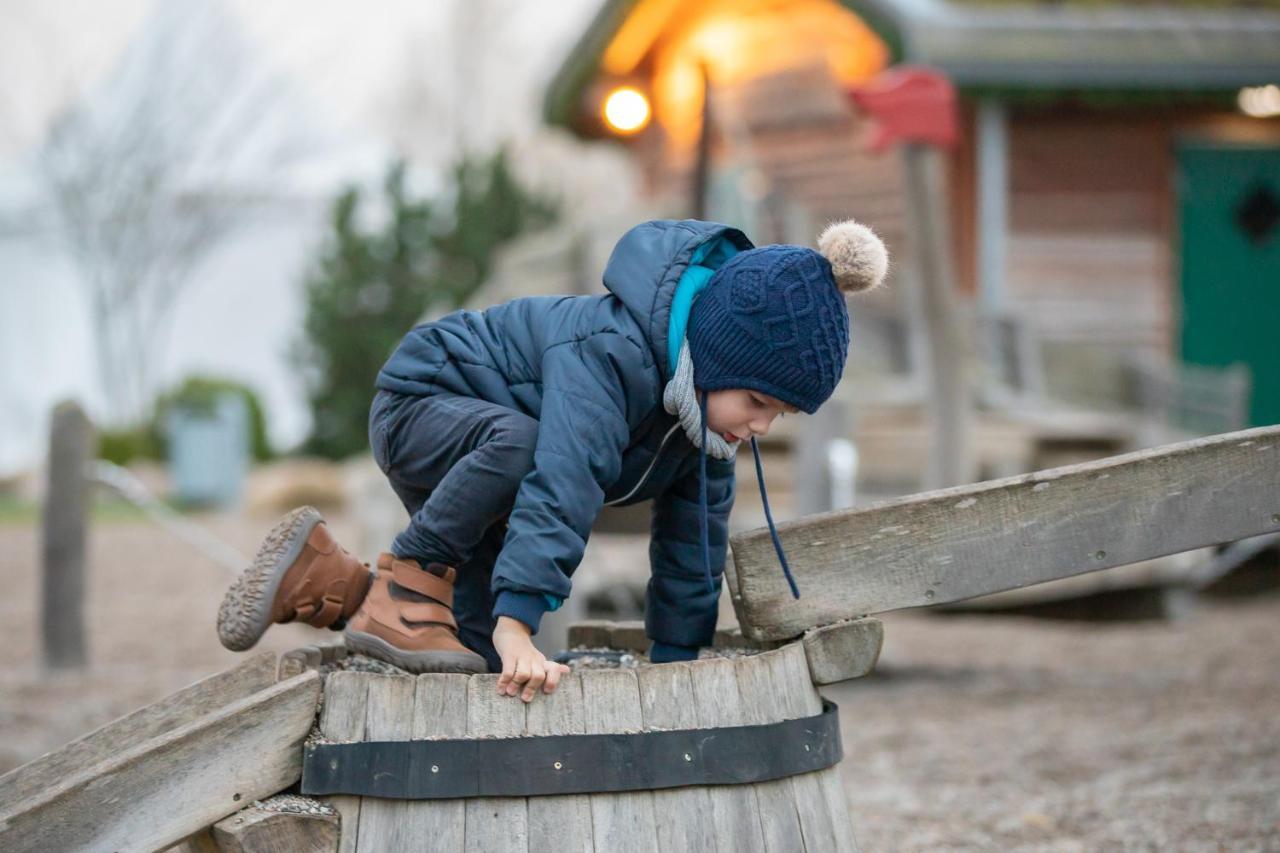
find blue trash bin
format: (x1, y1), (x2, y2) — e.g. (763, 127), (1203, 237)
(166, 393), (249, 508)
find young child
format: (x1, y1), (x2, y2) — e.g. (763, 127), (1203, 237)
(217, 218), (886, 702)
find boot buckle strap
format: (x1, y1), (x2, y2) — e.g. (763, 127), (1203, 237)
(391, 563), (455, 607)
(297, 593), (344, 628)
(398, 600), (458, 630)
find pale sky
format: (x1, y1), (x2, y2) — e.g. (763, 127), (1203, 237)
(0, 0), (622, 475)
(0, 0), (601, 162)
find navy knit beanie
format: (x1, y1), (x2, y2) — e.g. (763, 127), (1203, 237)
(688, 220), (889, 414)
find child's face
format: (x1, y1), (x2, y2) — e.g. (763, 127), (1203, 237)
(702, 388), (799, 444)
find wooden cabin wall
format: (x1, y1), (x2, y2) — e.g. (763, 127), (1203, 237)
(643, 62), (908, 319)
(1005, 110), (1175, 365)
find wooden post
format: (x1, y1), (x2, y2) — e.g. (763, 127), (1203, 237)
(847, 67), (975, 489)
(41, 400), (94, 670)
(901, 142), (975, 489)
(796, 398), (854, 517)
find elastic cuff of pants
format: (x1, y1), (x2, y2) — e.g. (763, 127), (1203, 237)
(648, 641), (701, 663)
(492, 591), (551, 636)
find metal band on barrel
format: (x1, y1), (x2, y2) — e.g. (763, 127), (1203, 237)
(302, 699), (842, 799)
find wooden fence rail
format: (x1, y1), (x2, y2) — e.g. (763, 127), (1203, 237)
(730, 424), (1280, 640)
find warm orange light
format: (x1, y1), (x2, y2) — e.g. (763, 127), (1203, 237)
(1239, 84), (1280, 118)
(634, 1), (891, 148)
(603, 87), (652, 134)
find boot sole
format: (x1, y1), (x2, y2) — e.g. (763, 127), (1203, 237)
(342, 629), (489, 674)
(217, 505), (325, 652)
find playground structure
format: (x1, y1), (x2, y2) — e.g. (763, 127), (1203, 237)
(0, 424), (1276, 851)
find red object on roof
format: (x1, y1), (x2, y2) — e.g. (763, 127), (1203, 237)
(847, 66), (959, 152)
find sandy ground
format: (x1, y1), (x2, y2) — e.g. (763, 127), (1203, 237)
(2, 512), (1278, 851)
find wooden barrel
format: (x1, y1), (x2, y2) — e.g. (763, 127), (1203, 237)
(314, 642), (858, 852)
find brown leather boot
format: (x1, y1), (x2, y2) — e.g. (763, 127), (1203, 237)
(217, 506), (375, 652)
(342, 553), (488, 673)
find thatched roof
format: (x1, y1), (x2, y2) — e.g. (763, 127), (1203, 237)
(545, 0), (1280, 126)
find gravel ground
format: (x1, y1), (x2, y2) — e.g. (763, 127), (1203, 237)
(1, 513), (1277, 850)
(834, 600), (1280, 851)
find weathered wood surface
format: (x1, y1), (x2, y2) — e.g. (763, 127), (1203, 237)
(211, 805), (340, 852)
(412, 674), (470, 852)
(0, 670), (320, 853)
(319, 672), (368, 853)
(747, 643), (859, 853)
(582, 669), (658, 852)
(164, 828), (220, 853)
(690, 657), (768, 852)
(803, 619), (884, 685)
(731, 425), (1280, 640)
(566, 620), (774, 653)
(279, 642), (347, 680)
(736, 646), (813, 849)
(635, 664), (716, 852)
(328, 673), (474, 851)
(0, 650), (277, 813)
(525, 673), (594, 852)
(354, 676), (419, 852)
(465, 675), (529, 851)
(41, 400), (93, 670)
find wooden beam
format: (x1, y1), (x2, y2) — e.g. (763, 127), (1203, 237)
(211, 806), (339, 852)
(731, 425), (1280, 640)
(0, 670), (320, 853)
(566, 620), (777, 654)
(0, 651), (277, 810)
(802, 619), (884, 685)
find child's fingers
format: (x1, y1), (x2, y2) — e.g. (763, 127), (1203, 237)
(508, 660), (532, 696)
(497, 658), (515, 693)
(521, 662), (546, 702)
(542, 662), (567, 693)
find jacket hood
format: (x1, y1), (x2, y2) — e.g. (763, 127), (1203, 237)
(602, 219), (753, 384)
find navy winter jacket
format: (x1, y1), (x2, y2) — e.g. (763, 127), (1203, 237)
(375, 220), (755, 659)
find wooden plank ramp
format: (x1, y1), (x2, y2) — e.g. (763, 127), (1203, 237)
(731, 425), (1280, 640)
(0, 668), (320, 853)
(0, 650), (278, 812)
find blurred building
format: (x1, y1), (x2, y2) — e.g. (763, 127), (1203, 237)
(540, 0), (1280, 478)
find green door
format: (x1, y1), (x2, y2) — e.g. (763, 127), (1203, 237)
(1177, 143), (1280, 427)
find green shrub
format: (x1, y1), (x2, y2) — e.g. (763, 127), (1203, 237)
(293, 150), (558, 459)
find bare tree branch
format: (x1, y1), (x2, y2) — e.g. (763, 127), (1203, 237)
(34, 0), (310, 426)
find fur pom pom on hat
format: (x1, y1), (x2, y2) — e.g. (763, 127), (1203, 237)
(818, 219), (889, 293)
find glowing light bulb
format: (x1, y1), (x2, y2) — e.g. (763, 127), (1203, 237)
(603, 87), (651, 134)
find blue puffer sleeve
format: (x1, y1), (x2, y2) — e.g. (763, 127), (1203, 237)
(645, 454), (736, 650)
(490, 332), (647, 635)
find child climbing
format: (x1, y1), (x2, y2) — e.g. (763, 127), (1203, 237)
(217, 218), (887, 702)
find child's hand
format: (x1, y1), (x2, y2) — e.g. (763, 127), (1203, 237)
(493, 616), (571, 702)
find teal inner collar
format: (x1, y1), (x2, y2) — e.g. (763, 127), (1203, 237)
(667, 235), (741, 373)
